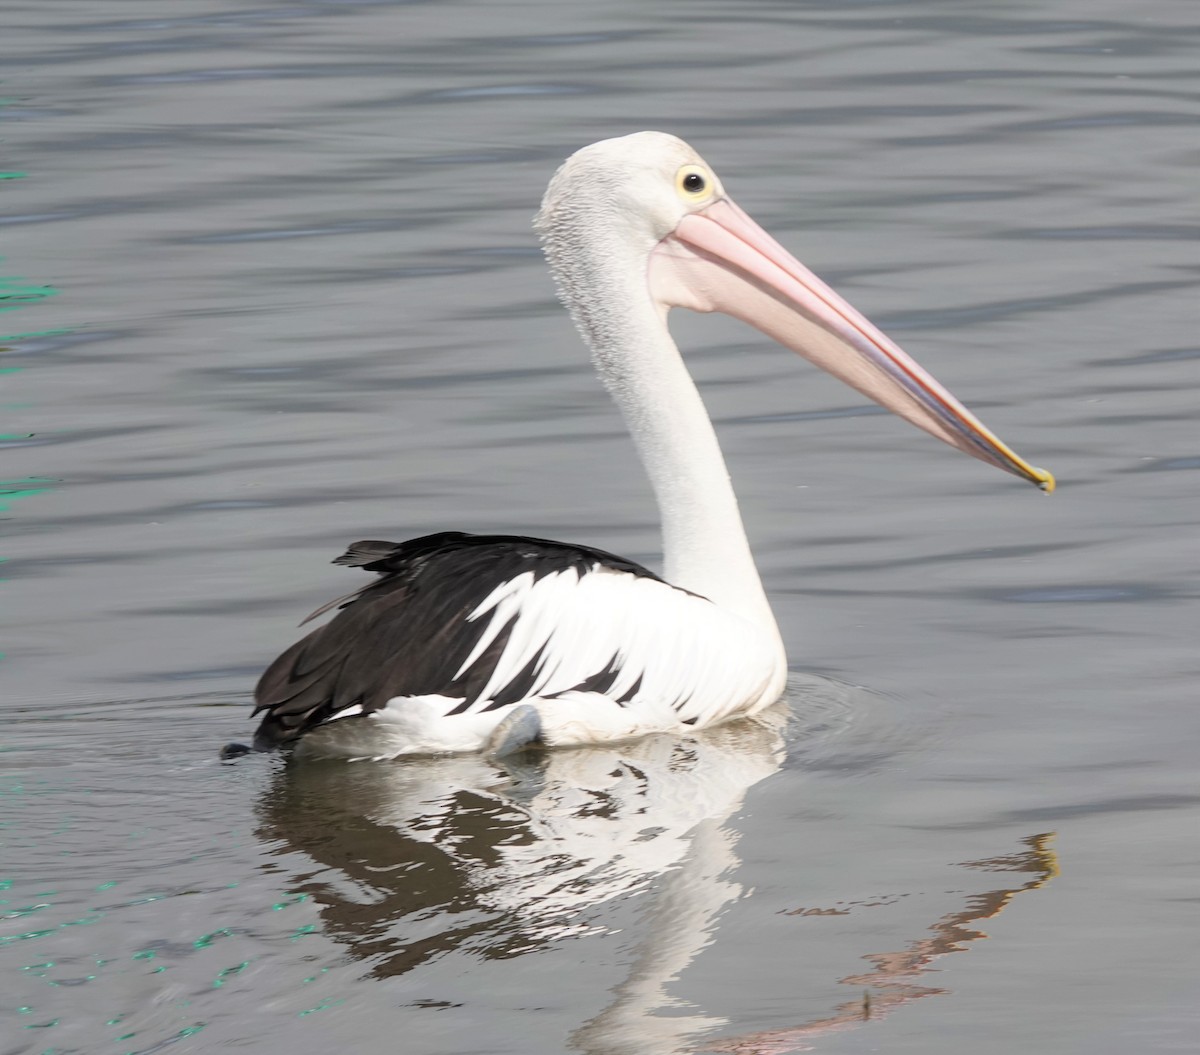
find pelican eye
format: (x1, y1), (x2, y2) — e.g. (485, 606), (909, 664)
(676, 165), (711, 201)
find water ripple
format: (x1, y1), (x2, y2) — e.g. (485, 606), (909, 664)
(410, 83), (596, 102)
(1004, 225), (1200, 242)
(1132, 456), (1200, 473)
(877, 277), (1197, 331)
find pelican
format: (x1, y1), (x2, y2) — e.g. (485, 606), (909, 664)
(234, 131), (1053, 761)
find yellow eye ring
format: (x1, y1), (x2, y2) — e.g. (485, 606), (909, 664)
(675, 165), (711, 201)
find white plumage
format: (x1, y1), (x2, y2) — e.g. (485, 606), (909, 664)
(460, 568), (781, 720)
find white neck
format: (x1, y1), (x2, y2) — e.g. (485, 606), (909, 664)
(544, 231), (777, 635)
(604, 304), (777, 631)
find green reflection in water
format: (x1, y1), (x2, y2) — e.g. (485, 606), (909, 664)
(6, 901), (53, 919)
(213, 961), (249, 988)
(0, 275), (55, 315)
(298, 998), (344, 1017)
(2, 249), (64, 677)
(272, 891), (308, 910)
(193, 928), (233, 949)
(0, 480), (53, 511)
(21, 961), (55, 976)
(1, 928), (56, 944)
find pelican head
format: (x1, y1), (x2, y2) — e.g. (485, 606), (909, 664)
(536, 131), (1054, 492)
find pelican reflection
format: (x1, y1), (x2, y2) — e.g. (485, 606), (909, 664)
(254, 699), (1057, 1054)
(255, 705), (789, 975)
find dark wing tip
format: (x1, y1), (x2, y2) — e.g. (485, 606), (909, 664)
(300, 588), (363, 626)
(334, 532), (481, 574)
(334, 540), (403, 569)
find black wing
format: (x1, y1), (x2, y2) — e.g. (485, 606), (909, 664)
(251, 531), (664, 748)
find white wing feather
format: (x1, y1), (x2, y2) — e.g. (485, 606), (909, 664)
(461, 564), (781, 726)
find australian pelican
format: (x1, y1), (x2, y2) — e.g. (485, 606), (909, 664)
(231, 132), (1052, 761)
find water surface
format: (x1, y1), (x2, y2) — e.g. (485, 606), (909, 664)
(3, 1), (1197, 1052)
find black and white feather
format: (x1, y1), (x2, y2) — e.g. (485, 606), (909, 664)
(252, 532), (779, 758)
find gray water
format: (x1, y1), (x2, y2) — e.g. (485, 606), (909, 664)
(3, 1), (1197, 1052)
